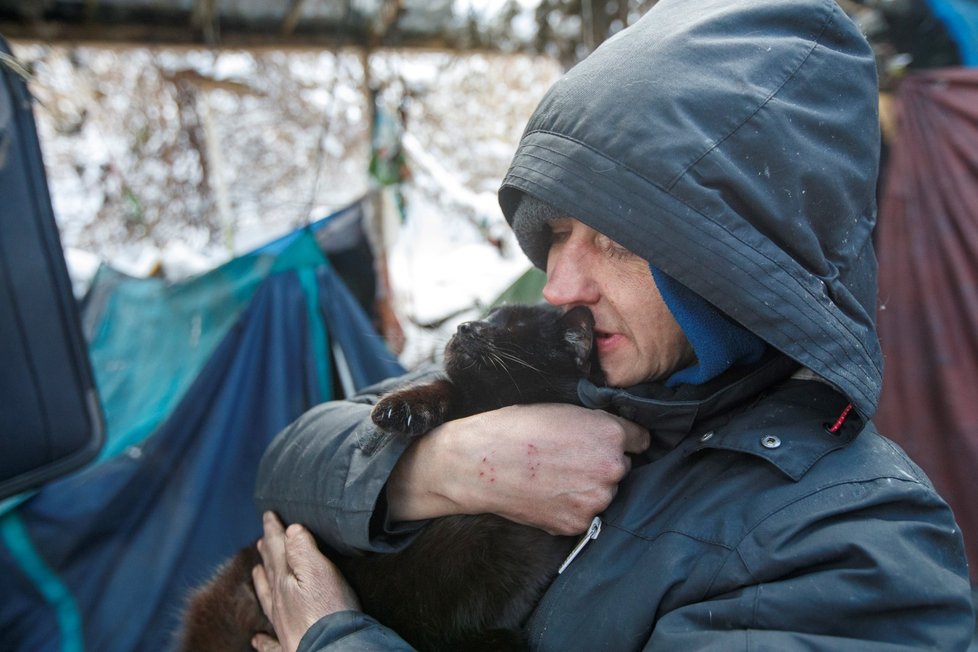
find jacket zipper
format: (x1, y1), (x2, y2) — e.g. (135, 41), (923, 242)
(558, 516), (602, 574)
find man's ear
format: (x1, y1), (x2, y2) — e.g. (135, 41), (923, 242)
(558, 306), (595, 369)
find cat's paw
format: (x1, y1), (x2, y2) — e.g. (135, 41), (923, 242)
(371, 395), (446, 436)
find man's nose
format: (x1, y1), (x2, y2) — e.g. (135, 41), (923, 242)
(542, 249), (597, 306)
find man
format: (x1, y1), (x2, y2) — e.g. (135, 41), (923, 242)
(251, 0), (976, 649)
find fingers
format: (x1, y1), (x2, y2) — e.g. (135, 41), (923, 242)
(616, 416), (650, 455)
(283, 524), (329, 576)
(252, 513), (360, 650)
(252, 563), (272, 621)
(252, 632), (283, 652)
(255, 512), (287, 624)
(281, 524), (361, 611)
(258, 512), (288, 578)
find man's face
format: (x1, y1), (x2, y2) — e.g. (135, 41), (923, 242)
(542, 218), (694, 388)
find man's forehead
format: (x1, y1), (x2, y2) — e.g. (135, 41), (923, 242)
(547, 217), (629, 248)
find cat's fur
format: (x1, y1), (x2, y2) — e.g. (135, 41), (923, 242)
(178, 304), (603, 652)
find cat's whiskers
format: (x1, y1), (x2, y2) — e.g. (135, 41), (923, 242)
(483, 351), (505, 371)
(483, 349), (524, 394)
(493, 348), (544, 374)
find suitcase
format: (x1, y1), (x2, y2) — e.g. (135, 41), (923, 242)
(0, 35), (104, 500)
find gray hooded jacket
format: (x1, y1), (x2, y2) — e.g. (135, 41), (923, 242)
(255, 0), (975, 649)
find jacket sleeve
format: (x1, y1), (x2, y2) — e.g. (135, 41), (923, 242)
(296, 612), (416, 652)
(254, 368), (440, 554)
(644, 476), (976, 651)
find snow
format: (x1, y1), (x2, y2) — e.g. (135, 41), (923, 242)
(16, 42), (562, 367)
(390, 185), (531, 367)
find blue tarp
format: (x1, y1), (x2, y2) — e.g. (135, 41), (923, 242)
(927, 0), (978, 65)
(0, 216), (403, 651)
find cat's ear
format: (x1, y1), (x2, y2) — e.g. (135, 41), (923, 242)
(558, 306), (595, 369)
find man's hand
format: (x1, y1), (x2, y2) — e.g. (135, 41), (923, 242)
(251, 512), (361, 652)
(388, 404), (649, 535)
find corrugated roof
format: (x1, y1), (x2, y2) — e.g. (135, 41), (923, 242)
(0, 0), (461, 49)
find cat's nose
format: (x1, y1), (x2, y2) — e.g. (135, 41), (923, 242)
(457, 321), (486, 337)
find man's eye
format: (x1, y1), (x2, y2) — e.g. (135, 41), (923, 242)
(610, 243), (638, 262)
(596, 234), (632, 260)
(609, 242), (634, 261)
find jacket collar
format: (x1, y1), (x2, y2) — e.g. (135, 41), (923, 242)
(577, 350), (798, 454)
(577, 351), (862, 479)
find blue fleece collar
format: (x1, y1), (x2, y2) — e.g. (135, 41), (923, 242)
(650, 265), (765, 387)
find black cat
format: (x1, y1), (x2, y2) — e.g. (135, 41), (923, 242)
(178, 304), (603, 652)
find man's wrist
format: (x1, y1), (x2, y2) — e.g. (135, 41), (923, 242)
(387, 423), (467, 522)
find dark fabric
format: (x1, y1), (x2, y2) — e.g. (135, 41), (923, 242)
(875, 67), (978, 582)
(314, 200), (379, 322)
(297, 611), (414, 652)
(262, 376), (974, 651)
(501, 0), (883, 418)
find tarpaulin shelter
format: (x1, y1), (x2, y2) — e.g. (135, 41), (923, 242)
(0, 206), (404, 651)
(875, 67), (978, 583)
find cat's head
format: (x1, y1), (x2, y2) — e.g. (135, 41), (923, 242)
(443, 304), (603, 404)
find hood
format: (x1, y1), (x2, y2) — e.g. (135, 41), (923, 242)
(499, 0), (882, 418)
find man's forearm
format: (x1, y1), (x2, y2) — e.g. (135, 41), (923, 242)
(386, 404), (649, 536)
